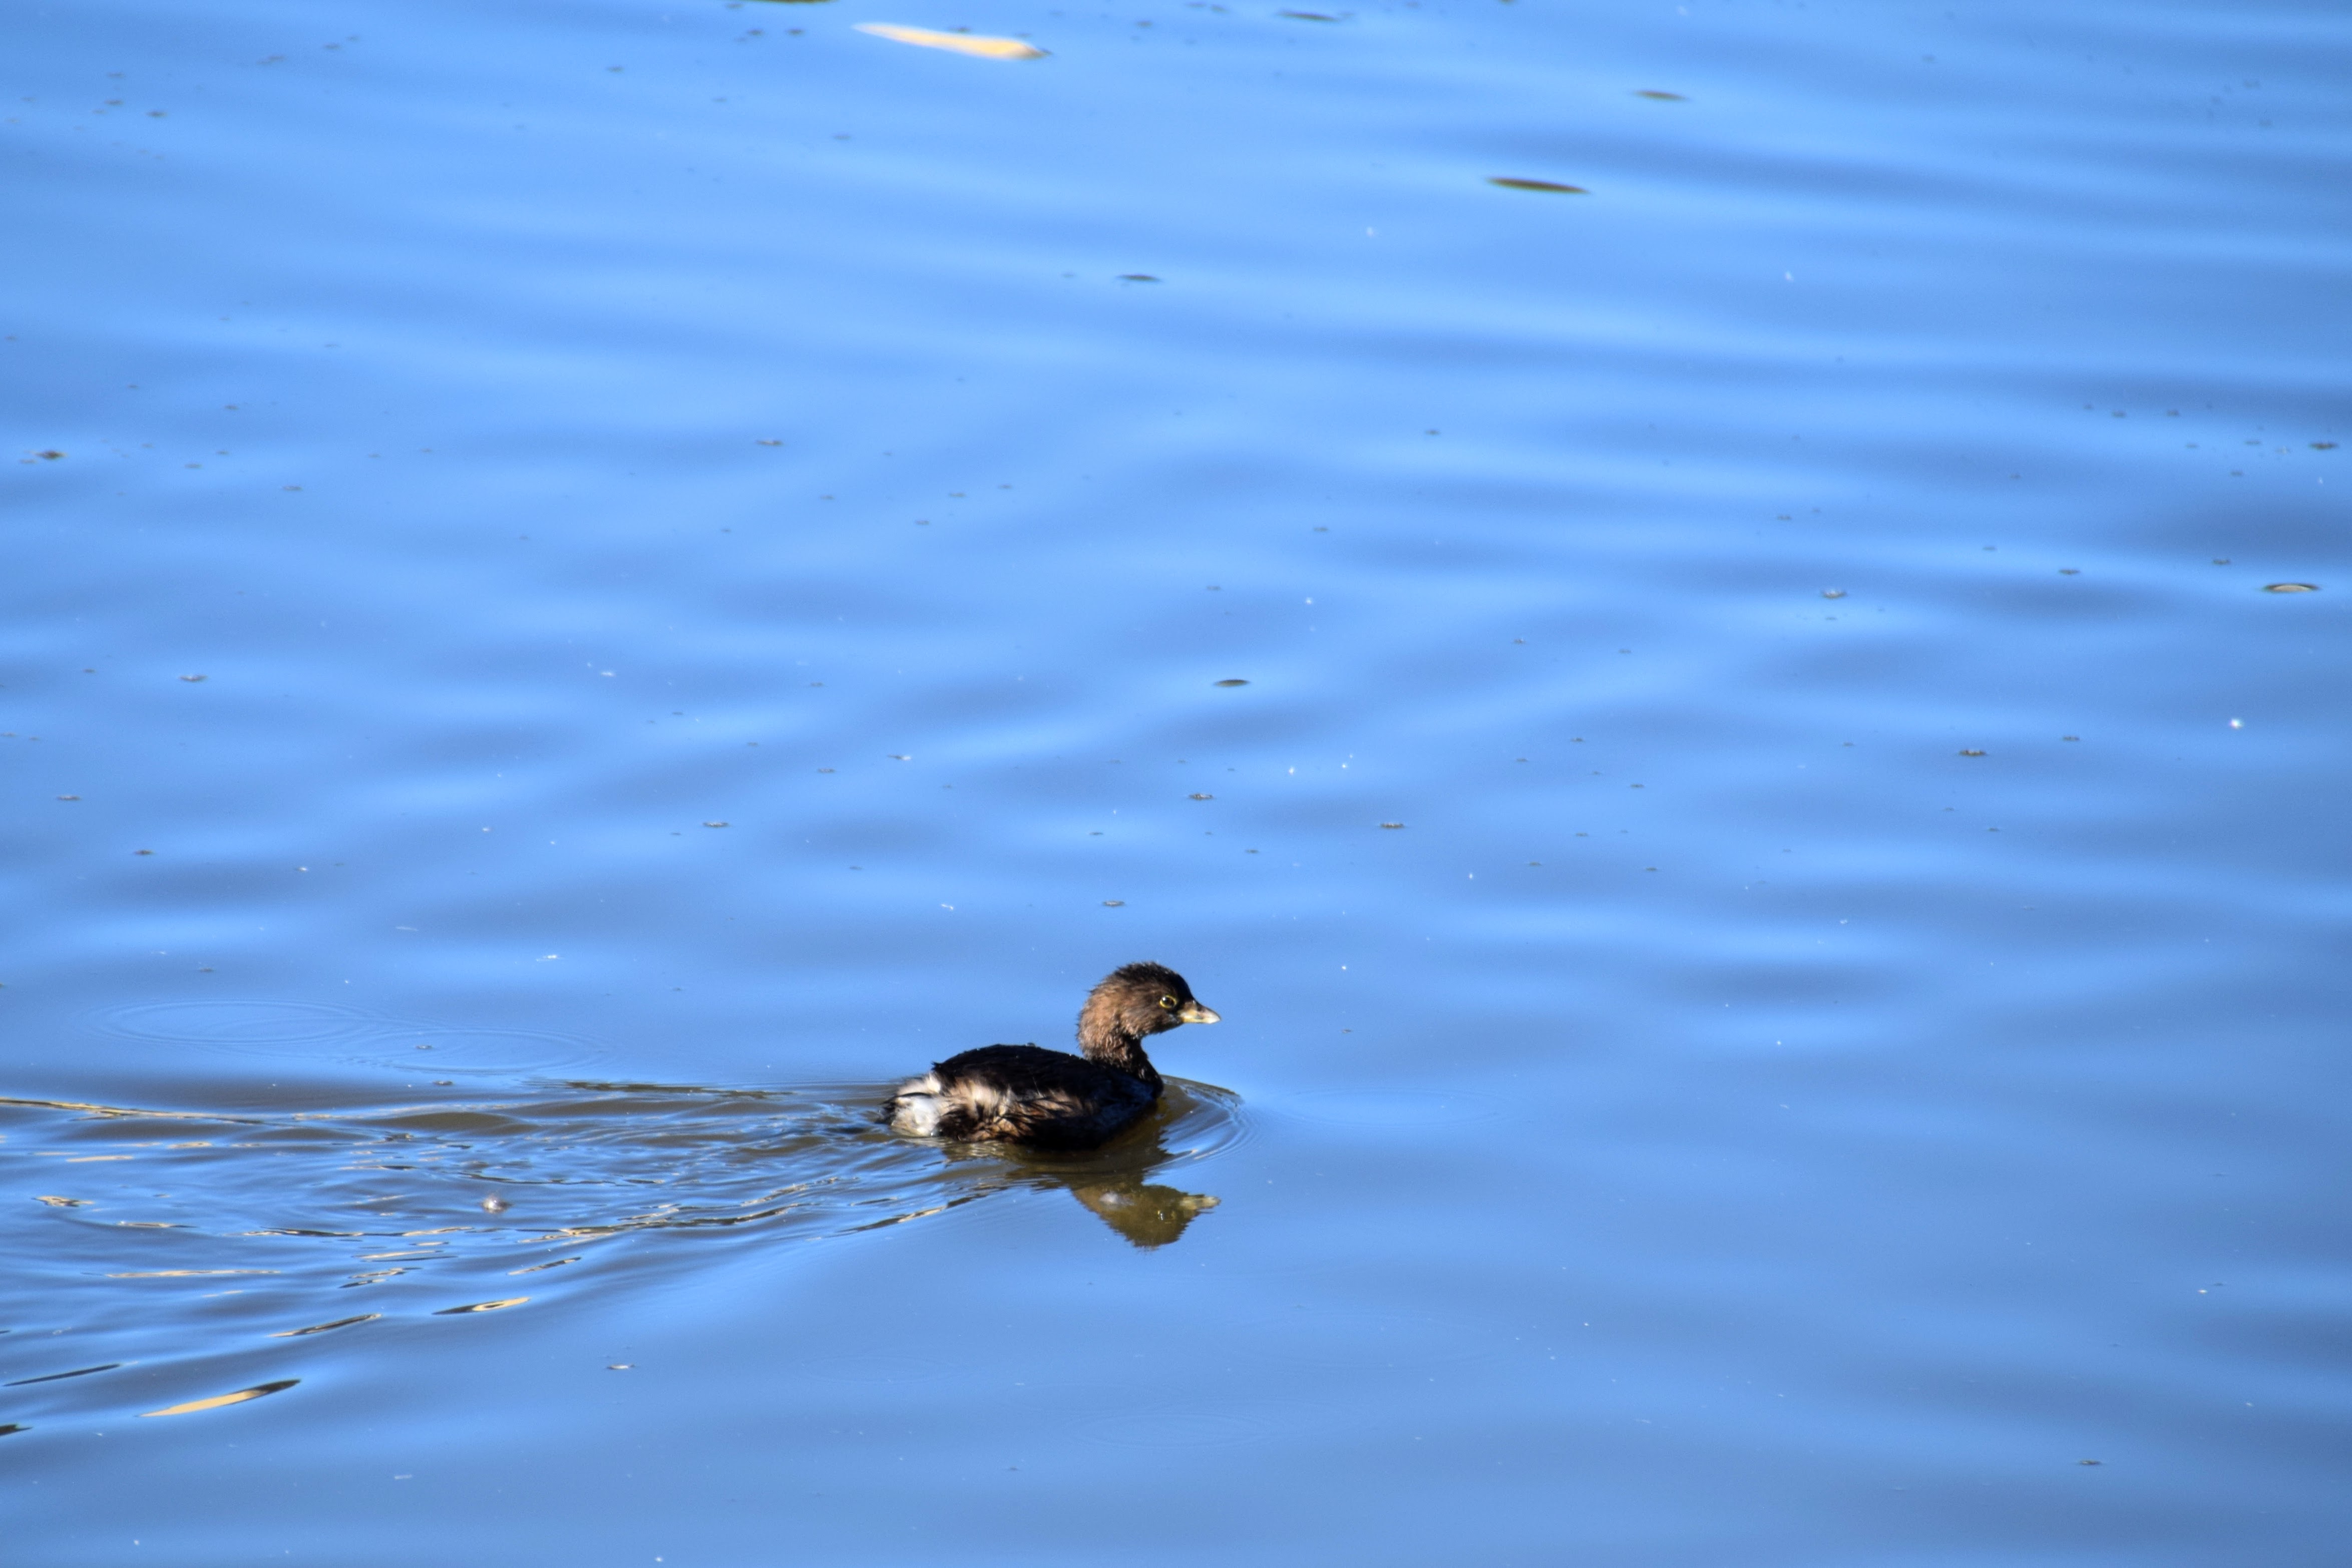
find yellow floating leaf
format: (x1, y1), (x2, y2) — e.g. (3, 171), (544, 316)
(140, 1378), (299, 1417)
(855, 23), (1046, 59)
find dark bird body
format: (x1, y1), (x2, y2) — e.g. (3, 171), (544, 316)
(885, 962), (1220, 1149)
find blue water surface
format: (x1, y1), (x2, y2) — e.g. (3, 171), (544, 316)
(5, 0), (2348, 1561)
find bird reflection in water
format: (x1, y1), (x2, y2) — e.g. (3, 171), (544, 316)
(925, 1085), (1227, 1249)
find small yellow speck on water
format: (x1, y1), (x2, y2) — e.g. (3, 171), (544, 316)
(854, 23), (1047, 59)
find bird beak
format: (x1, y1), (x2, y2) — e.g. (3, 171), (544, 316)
(1177, 1001), (1221, 1025)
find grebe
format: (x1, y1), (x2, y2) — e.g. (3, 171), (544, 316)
(884, 962), (1220, 1149)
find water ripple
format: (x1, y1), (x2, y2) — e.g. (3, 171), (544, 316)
(0, 1073), (1242, 1428)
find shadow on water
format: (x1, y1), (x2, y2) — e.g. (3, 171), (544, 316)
(0, 1061), (1241, 1430)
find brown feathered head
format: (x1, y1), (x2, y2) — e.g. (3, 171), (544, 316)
(1078, 961), (1219, 1048)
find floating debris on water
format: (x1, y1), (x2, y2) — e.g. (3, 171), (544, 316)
(1214, 678), (1249, 687)
(2263, 582), (2319, 593)
(1102, 899), (1125, 907)
(1279, 10), (1341, 20)
(702, 820), (730, 828)
(179, 673), (207, 682)
(1959, 749), (1987, 756)
(1118, 273), (1160, 282)
(481, 1195), (510, 1213)
(434, 1297), (528, 1315)
(854, 23), (1047, 59)
(1188, 793), (1214, 801)
(1379, 821), (1405, 830)
(1633, 89), (1687, 100)
(1489, 177), (1587, 194)
(1820, 588), (1847, 599)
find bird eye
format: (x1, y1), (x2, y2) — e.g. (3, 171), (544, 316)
(1158, 995), (1177, 1009)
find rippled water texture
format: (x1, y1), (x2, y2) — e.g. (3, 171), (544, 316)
(7, 0), (2348, 1560)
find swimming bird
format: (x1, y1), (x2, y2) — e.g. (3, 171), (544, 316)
(885, 962), (1221, 1149)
